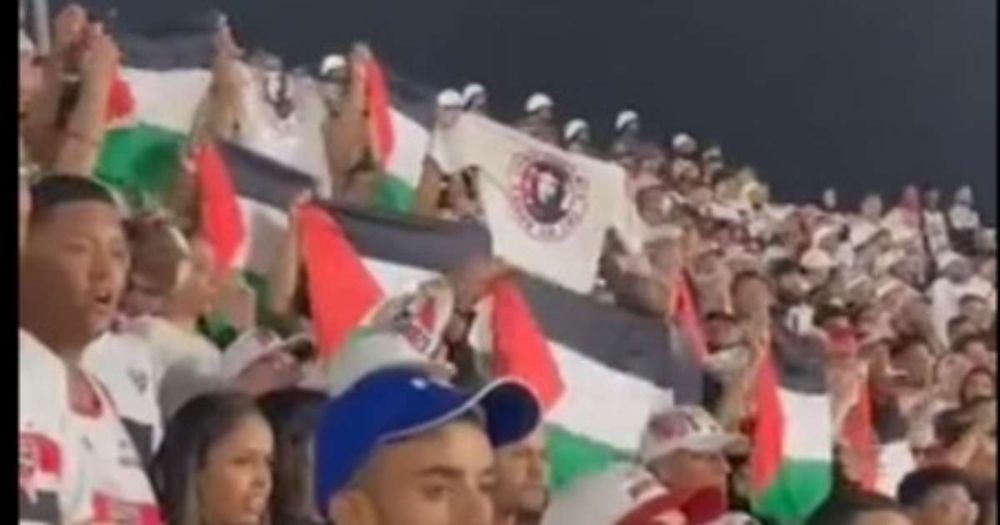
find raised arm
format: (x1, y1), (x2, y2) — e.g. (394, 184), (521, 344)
(52, 25), (120, 177)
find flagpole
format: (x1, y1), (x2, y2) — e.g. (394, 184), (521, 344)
(31, 0), (51, 55)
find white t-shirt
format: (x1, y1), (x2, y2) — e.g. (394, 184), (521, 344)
(67, 370), (162, 524)
(129, 317), (223, 418)
(19, 331), (162, 525)
(82, 328), (163, 465)
(20, 330), (78, 525)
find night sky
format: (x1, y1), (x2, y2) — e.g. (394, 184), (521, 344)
(55, 0), (996, 219)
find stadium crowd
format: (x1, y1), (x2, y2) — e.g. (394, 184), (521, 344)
(18, 4), (997, 525)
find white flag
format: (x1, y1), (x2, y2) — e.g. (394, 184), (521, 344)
(432, 114), (641, 293)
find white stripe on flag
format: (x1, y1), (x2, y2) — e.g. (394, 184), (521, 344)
(778, 389), (834, 462)
(121, 68), (211, 132)
(547, 342), (672, 453)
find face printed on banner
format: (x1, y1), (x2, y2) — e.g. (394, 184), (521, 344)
(198, 414), (275, 525)
(22, 197), (130, 352)
(493, 428), (549, 519)
(332, 419), (496, 525)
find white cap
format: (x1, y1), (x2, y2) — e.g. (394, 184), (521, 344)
(324, 329), (453, 397)
(936, 250), (966, 271)
(462, 83), (485, 104)
(671, 133), (697, 152)
(19, 29), (34, 55)
(525, 92), (554, 113)
(615, 109), (639, 132)
(874, 277), (908, 301)
(563, 118), (589, 142)
(319, 54), (347, 77)
(638, 405), (744, 466)
(849, 222), (880, 248)
(541, 464), (678, 525)
(219, 329), (291, 381)
(801, 248), (836, 271)
(874, 249), (905, 273)
(436, 89), (463, 109)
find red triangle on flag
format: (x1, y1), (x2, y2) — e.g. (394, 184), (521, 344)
(364, 59), (396, 166)
(106, 73), (136, 123)
(489, 278), (565, 411)
(670, 272), (710, 364)
(299, 204), (384, 358)
(194, 143), (245, 274)
(750, 348), (785, 496)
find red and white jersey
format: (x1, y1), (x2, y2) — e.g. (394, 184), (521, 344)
(66, 368), (162, 525)
(82, 328), (163, 465)
(19, 330), (75, 525)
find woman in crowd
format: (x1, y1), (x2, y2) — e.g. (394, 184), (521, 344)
(153, 392), (275, 525)
(257, 388), (327, 525)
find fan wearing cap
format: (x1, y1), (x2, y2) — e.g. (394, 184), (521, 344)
(517, 92), (559, 145)
(313, 368), (541, 525)
(462, 83), (488, 115)
(563, 118), (593, 155)
(929, 252), (981, 343)
(638, 405), (744, 504)
(436, 88), (464, 128)
(609, 109), (641, 157)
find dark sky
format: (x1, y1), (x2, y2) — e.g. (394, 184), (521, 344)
(58, 0), (996, 219)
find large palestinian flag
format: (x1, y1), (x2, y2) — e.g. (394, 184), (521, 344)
(99, 24), (434, 218)
(148, 135), (704, 489)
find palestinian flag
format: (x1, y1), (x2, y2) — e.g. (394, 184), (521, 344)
(101, 23), (434, 216)
(750, 328), (834, 522)
(871, 398), (916, 497)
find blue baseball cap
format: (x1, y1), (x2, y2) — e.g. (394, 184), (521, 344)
(313, 368), (542, 510)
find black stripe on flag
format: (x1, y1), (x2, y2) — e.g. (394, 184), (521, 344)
(771, 319), (828, 395)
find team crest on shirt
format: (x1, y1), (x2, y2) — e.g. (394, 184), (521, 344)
(19, 433), (59, 503)
(509, 152), (588, 242)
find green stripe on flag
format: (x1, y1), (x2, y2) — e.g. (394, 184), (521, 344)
(97, 123), (185, 200)
(546, 425), (628, 491)
(752, 460), (832, 522)
(374, 173), (417, 215)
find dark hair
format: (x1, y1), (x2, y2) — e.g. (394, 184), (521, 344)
(897, 465), (972, 508)
(152, 392), (268, 525)
(257, 388), (327, 524)
(973, 480), (996, 525)
(806, 490), (905, 525)
(29, 174), (117, 224)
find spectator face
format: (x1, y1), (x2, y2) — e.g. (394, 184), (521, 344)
(21, 199), (129, 349)
(892, 341), (934, 389)
(949, 317), (978, 344)
(733, 275), (772, 319)
(960, 370), (995, 405)
(492, 428), (549, 518)
(170, 237), (221, 318)
(199, 414), (275, 525)
(908, 483), (979, 525)
(860, 195), (884, 220)
(977, 259), (996, 286)
(333, 420), (495, 525)
(706, 316), (742, 349)
(959, 298), (992, 331)
(649, 449), (731, 493)
(122, 270), (173, 318)
(636, 187), (672, 226)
